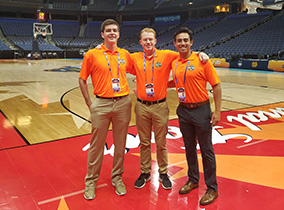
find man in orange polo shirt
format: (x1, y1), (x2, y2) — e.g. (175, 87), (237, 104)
(172, 27), (221, 206)
(79, 19), (134, 200)
(131, 28), (209, 190)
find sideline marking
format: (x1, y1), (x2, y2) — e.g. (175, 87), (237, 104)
(37, 183), (108, 205)
(237, 139), (268, 149)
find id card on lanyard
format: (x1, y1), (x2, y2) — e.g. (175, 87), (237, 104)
(144, 51), (155, 97)
(104, 52), (121, 93)
(112, 78), (120, 93)
(177, 87), (186, 102)
(145, 83), (154, 97)
(174, 60), (190, 102)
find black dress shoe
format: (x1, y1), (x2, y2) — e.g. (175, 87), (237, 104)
(179, 181), (199, 195)
(200, 188), (218, 205)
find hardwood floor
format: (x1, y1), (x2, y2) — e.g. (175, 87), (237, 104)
(0, 59), (284, 210)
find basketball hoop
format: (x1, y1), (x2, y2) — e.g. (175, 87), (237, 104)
(42, 31), (47, 37)
(33, 23), (53, 36)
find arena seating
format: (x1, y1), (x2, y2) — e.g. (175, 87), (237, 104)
(0, 9), (283, 60)
(123, 0), (156, 11)
(0, 40), (11, 50)
(49, 20), (80, 37)
(0, 18), (63, 52)
(155, 10), (283, 60)
(87, 0), (120, 11)
(204, 11), (284, 59)
(52, 2), (81, 11)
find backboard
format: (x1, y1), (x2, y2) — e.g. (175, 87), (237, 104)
(33, 22), (53, 36)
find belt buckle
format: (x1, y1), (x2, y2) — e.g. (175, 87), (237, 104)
(189, 104), (194, 108)
(145, 101), (151, 105)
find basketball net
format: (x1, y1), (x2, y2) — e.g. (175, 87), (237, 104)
(41, 31), (47, 37)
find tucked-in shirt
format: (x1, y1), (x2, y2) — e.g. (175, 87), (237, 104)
(131, 49), (178, 101)
(172, 52), (220, 103)
(79, 44), (134, 97)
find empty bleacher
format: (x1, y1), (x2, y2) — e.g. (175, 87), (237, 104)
(0, 39), (11, 50)
(157, 11), (284, 60)
(87, 0), (120, 11)
(204, 11), (284, 59)
(0, 9), (283, 60)
(0, 18), (63, 52)
(123, 0), (156, 11)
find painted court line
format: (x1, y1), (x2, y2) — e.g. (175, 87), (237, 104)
(237, 139), (268, 149)
(37, 183), (108, 205)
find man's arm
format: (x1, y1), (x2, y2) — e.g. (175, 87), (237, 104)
(211, 83), (222, 126)
(195, 51), (209, 63)
(79, 78), (92, 108)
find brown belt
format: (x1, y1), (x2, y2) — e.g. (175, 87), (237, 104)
(137, 97), (166, 105)
(96, 95), (128, 100)
(180, 99), (209, 109)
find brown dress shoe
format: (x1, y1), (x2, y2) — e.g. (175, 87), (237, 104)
(179, 181), (199, 195)
(200, 189), (218, 205)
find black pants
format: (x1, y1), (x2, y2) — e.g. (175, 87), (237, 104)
(177, 103), (218, 191)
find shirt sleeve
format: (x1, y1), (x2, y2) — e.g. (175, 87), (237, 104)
(204, 60), (220, 86)
(79, 51), (91, 80)
(166, 50), (179, 62)
(128, 53), (136, 75)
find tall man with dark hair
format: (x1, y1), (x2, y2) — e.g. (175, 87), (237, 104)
(172, 27), (221, 206)
(79, 19), (134, 200)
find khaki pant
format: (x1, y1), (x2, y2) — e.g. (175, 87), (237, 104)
(85, 96), (132, 188)
(135, 100), (169, 174)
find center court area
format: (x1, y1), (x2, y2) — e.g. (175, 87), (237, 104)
(0, 59), (284, 210)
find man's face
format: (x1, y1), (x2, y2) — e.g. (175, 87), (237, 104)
(101, 24), (119, 44)
(174, 32), (193, 54)
(140, 32), (157, 54)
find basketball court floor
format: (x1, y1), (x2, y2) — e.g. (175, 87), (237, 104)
(0, 58), (284, 210)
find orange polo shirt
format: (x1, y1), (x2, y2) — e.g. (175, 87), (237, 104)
(172, 52), (220, 103)
(131, 49), (178, 101)
(79, 44), (134, 97)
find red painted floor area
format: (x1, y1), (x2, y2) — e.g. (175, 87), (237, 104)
(0, 111), (27, 150)
(1, 103), (284, 210)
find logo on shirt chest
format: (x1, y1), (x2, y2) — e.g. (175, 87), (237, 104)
(119, 58), (126, 65)
(155, 62), (162, 68)
(187, 65), (195, 71)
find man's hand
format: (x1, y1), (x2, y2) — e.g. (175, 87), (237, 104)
(95, 43), (102, 49)
(211, 111), (221, 126)
(199, 52), (209, 63)
(133, 88), (137, 96)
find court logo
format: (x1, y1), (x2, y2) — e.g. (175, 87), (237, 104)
(211, 60), (221, 65)
(227, 107), (284, 131)
(82, 105), (284, 156)
(252, 61), (258, 68)
(238, 60), (243, 67)
(43, 66), (81, 72)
